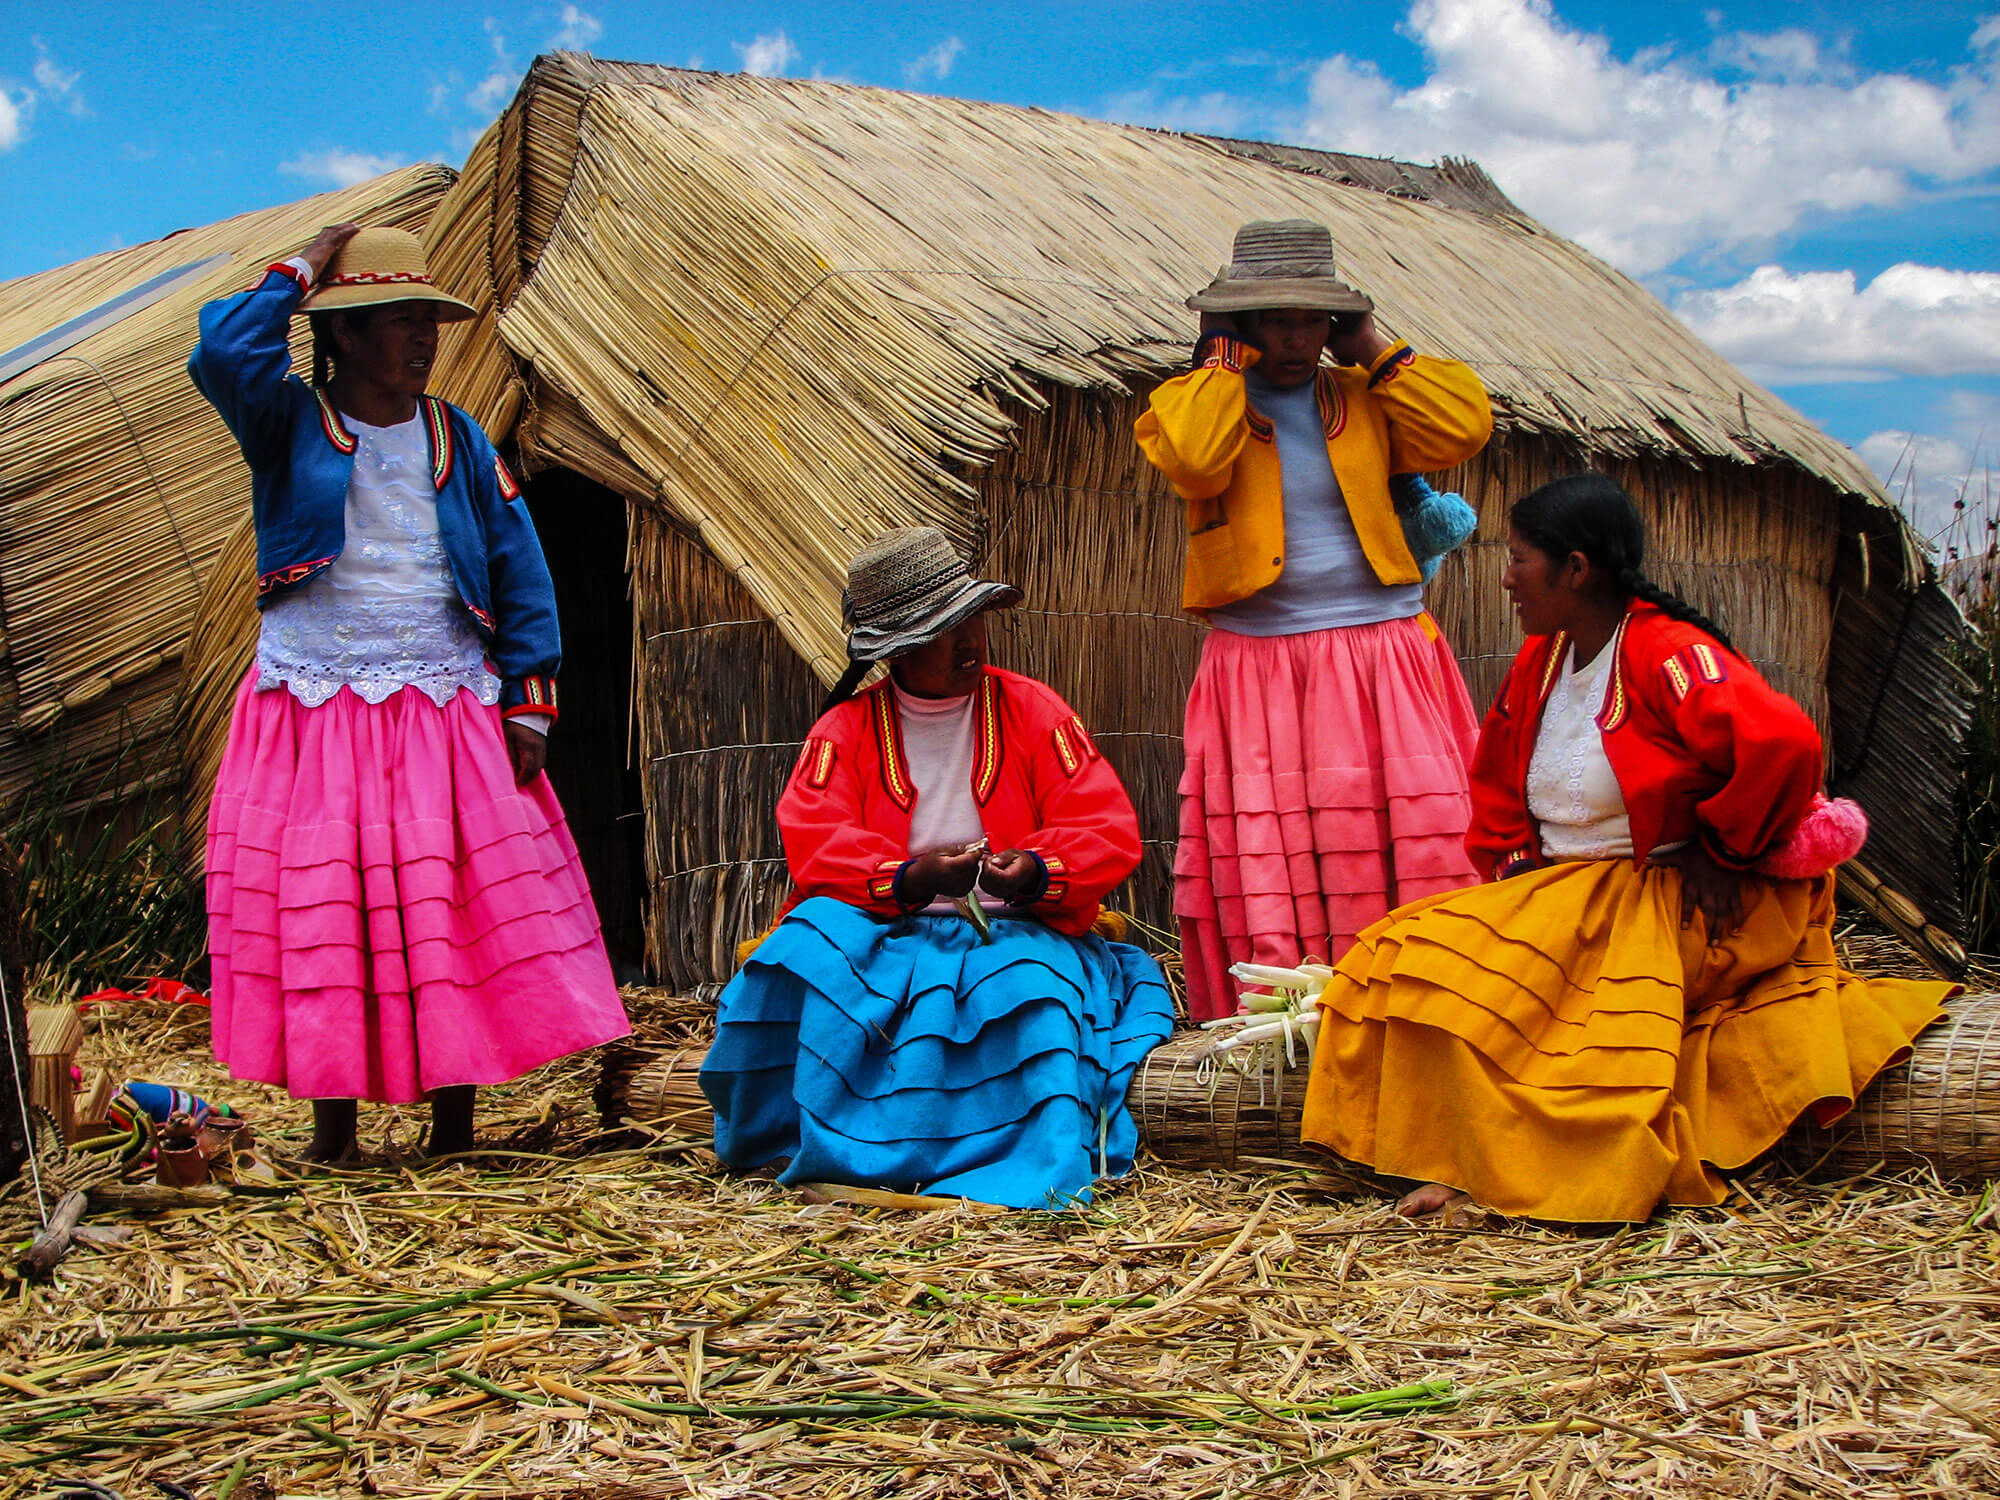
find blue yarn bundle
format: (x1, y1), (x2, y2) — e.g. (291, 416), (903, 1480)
(1391, 473), (1477, 583)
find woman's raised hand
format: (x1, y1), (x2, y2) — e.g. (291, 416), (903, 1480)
(300, 223), (362, 278)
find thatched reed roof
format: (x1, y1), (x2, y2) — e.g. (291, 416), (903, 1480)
(0, 164), (453, 804)
(425, 53), (1921, 685)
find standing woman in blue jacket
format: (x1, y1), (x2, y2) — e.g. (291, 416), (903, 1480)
(191, 224), (629, 1161)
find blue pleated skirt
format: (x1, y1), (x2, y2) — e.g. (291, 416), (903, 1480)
(699, 898), (1176, 1209)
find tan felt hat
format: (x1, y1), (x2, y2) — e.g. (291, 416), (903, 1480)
(1186, 219), (1374, 315)
(296, 227), (477, 322)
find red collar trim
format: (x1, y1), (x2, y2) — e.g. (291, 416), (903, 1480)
(1316, 370), (1347, 441)
(1594, 614), (1635, 732)
(868, 686), (915, 812)
(422, 395), (454, 489)
(313, 388), (357, 454)
(971, 673), (1003, 805)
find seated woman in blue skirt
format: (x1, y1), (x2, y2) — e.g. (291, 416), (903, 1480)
(700, 528), (1176, 1208)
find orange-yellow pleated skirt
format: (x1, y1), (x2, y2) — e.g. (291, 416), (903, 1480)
(1299, 860), (1952, 1222)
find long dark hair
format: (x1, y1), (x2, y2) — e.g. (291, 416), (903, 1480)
(1509, 473), (1733, 650)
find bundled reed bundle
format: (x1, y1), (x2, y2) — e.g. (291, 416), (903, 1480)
(1791, 988), (2000, 1179)
(603, 994), (2000, 1183)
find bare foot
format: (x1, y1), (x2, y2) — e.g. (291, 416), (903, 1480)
(1395, 1182), (1471, 1218)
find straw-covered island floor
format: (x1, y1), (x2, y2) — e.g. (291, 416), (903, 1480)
(7, 953), (2000, 1500)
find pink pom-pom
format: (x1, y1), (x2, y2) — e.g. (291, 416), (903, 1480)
(1756, 794), (1868, 879)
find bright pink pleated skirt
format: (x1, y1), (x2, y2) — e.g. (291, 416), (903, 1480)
(1175, 615), (1481, 1022)
(205, 671), (630, 1103)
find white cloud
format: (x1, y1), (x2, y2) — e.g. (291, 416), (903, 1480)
(903, 37), (964, 85)
(31, 39), (85, 116)
(1858, 429), (1990, 545)
(1301, 0), (2000, 276)
(0, 87), (23, 152)
(1674, 263), (2000, 384)
(280, 147), (410, 188)
(736, 31), (799, 78)
(552, 5), (602, 51)
(468, 19), (521, 115)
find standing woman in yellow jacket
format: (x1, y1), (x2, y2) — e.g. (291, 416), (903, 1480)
(1137, 220), (1494, 1021)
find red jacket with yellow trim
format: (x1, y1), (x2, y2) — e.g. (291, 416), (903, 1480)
(1467, 602), (1823, 880)
(776, 667), (1142, 936)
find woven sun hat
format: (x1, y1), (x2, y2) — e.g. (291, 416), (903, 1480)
(843, 527), (1021, 662)
(1186, 219), (1374, 315)
(295, 227), (477, 323)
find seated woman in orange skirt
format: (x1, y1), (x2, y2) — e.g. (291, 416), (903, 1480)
(1299, 472), (1953, 1223)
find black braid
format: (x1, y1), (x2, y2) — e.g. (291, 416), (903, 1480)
(819, 658), (871, 715)
(1510, 472), (1733, 651)
(1618, 568), (1734, 652)
(309, 312), (335, 388)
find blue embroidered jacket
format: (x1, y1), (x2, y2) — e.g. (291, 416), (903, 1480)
(188, 265), (560, 721)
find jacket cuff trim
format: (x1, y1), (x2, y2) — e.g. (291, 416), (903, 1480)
(1196, 334), (1256, 374)
(1366, 341), (1416, 389)
(264, 261), (310, 292)
(507, 674), (559, 718)
(1026, 849), (1068, 906)
(1494, 849), (1540, 880)
(880, 857), (917, 907)
(257, 556), (336, 597)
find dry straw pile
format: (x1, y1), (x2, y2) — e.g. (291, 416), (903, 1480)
(7, 955), (1999, 1499)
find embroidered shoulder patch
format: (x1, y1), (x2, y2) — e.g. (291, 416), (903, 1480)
(794, 735), (837, 790)
(1051, 715), (1101, 778)
(1663, 643), (1729, 702)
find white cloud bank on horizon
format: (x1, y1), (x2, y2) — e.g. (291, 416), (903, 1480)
(1302, 0), (2000, 277)
(737, 31), (799, 78)
(1676, 263), (2000, 384)
(280, 148), (412, 189)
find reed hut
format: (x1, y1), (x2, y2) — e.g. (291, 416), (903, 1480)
(175, 55), (1971, 988)
(0, 166), (454, 821)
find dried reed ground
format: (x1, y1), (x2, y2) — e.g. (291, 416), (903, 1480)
(6, 973), (1999, 1500)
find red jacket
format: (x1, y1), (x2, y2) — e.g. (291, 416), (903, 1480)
(777, 667), (1142, 936)
(1468, 603), (1822, 880)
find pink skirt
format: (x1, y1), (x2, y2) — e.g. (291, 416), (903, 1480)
(1175, 615), (1481, 1021)
(206, 671), (630, 1103)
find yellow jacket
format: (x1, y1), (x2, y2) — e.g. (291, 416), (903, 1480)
(1135, 335), (1493, 613)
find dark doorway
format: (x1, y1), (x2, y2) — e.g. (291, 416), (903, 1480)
(522, 468), (648, 981)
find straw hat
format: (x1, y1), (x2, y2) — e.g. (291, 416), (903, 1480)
(842, 527), (1020, 662)
(1185, 219), (1373, 315)
(296, 227), (477, 322)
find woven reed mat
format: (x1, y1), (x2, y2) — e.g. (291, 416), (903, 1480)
(600, 933), (2000, 1182)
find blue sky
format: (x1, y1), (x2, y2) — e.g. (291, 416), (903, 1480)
(3, 1), (1995, 534)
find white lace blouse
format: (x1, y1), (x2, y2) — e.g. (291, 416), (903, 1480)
(1525, 642), (1634, 861)
(255, 412), (500, 712)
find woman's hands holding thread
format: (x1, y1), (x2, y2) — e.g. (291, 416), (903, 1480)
(300, 224), (362, 279)
(979, 848), (1044, 904)
(898, 845), (985, 908)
